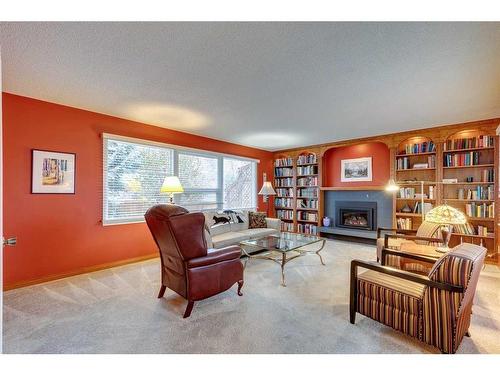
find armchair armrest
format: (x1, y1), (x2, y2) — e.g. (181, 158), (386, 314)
(350, 259), (463, 292)
(377, 227), (416, 238)
(381, 248), (439, 267)
(265, 217), (281, 231)
(187, 245), (242, 268)
(384, 233), (443, 248)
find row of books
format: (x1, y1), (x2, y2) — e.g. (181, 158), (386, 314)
(297, 154), (317, 165)
(399, 141), (435, 155)
(276, 209), (294, 220)
(465, 203), (495, 218)
(297, 187), (318, 198)
(274, 198), (293, 208)
(397, 155), (436, 170)
(443, 152), (484, 167)
(297, 199), (318, 209)
(298, 212), (318, 221)
(274, 167), (294, 177)
(274, 157), (293, 167)
(396, 218), (412, 230)
(453, 222), (490, 237)
(482, 169), (495, 182)
(398, 186), (435, 199)
(275, 178), (293, 187)
(444, 135), (495, 151)
(297, 176), (318, 187)
(281, 221), (294, 232)
(276, 187), (293, 197)
(456, 185), (494, 200)
(297, 223), (317, 235)
(296, 165), (318, 176)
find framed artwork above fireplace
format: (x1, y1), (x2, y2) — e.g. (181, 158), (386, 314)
(340, 157), (372, 182)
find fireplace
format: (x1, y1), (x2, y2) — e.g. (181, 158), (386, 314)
(336, 201), (377, 231)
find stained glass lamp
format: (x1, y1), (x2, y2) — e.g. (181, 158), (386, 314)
(425, 204), (467, 252)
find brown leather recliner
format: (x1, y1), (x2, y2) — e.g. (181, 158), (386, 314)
(145, 204), (244, 318)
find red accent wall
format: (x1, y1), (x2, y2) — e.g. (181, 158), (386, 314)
(323, 142), (390, 187)
(2, 93), (273, 287)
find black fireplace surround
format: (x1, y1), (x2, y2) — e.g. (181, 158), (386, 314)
(336, 201), (377, 231)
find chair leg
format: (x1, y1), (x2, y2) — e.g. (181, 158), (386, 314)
(183, 301), (194, 318)
(237, 280), (244, 296)
(157, 285), (166, 298)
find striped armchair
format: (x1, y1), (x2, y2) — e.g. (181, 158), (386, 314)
(350, 243), (486, 353)
(376, 221), (443, 271)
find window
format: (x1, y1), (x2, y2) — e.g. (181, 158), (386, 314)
(103, 134), (258, 224)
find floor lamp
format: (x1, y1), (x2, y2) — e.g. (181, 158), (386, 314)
(258, 181), (276, 217)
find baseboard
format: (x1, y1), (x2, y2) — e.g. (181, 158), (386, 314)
(3, 253), (159, 291)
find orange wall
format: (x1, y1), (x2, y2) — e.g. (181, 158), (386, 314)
(2, 93), (273, 288)
(323, 142), (390, 187)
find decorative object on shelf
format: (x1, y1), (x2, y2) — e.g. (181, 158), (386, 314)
(161, 176), (184, 203)
(31, 149), (76, 194)
(425, 204), (467, 252)
(466, 176), (474, 182)
(258, 181), (277, 217)
(340, 157), (372, 182)
(322, 217), (331, 227)
(401, 204), (412, 213)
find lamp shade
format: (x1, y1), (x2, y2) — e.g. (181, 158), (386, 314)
(425, 204), (467, 225)
(258, 181), (276, 196)
(160, 176), (184, 194)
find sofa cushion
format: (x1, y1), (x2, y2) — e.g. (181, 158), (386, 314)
(203, 211), (232, 236)
(248, 211), (267, 229)
(212, 231), (250, 249)
(230, 210), (249, 232)
(240, 228), (278, 239)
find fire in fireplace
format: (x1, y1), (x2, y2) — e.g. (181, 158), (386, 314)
(336, 201), (377, 231)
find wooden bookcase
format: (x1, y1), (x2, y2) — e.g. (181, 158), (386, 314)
(273, 150), (321, 234)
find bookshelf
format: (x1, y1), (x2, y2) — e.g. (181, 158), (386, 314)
(441, 130), (497, 254)
(273, 151), (321, 235)
(394, 137), (437, 231)
(274, 155), (295, 232)
(296, 152), (319, 235)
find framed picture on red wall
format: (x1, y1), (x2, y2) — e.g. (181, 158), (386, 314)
(31, 149), (76, 194)
(340, 157), (372, 182)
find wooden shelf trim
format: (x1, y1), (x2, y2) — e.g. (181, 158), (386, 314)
(396, 151), (436, 158)
(443, 164), (495, 169)
(443, 146), (494, 153)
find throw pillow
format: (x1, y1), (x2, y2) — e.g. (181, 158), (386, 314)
(248, 211), (267, 229)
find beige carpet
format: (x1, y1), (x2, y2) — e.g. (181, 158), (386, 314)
(3, 239), (500, 354)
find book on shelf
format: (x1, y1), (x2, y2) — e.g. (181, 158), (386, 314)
(274, 157), (293, 167)
(297, 223), (317, 235)
(429, 186), (435, 199)
(399, 141), (435, 155)
(444, 152), (481, 167)
(442, 178), (458, 183)
(280, 221), (294, 232)
(275, 177), (293, 187)
(398, 187), (416, 199)
(464, 202), (495, 218)
(297, 187), (318, 198)
(298, 211), (318, 221)
(276, 209), (294, 220)
(296, 199), (318, 209)
(397, 155), (435, 170)
(297, 176), (318, 187)
(297, 154), (317, 165)
(274, 167), (293, 177)
(457, 185), (494, 200)
(276, 187), (294, 197)
(296, 165), (318, 175)
(481, 169), (495, 182)
(444, 135), (495, 151)
(274, 197), (293, 208)
(453, 223), (490, 237)
(396, 217), (412, 230)
(413, 202), (433, 214)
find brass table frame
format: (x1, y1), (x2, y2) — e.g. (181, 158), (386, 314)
(240, 236), (326, 287)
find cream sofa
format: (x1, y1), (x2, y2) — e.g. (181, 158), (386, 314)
(202, 210), (281, 250)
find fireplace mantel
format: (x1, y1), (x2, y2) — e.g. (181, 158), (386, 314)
(320, 186), (386, 191)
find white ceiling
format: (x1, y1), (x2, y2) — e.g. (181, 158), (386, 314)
(1, 22), (499, 151)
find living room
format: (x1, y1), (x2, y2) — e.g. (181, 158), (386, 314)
(1, 2), (500, 373)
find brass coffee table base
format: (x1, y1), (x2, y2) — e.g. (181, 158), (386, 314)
(241, 239), (326, 287)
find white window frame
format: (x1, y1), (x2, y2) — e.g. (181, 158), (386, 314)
(102, 133), (259, 225)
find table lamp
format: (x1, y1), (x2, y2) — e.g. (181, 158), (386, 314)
(161, 176), (184, 203)
(258, 181), (276, 217)
(425, 204), (467, 252)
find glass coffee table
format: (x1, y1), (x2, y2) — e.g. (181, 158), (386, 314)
(240, 232), (326, 286)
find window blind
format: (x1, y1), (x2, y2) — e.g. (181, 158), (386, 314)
(103, 134), (258, 225)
